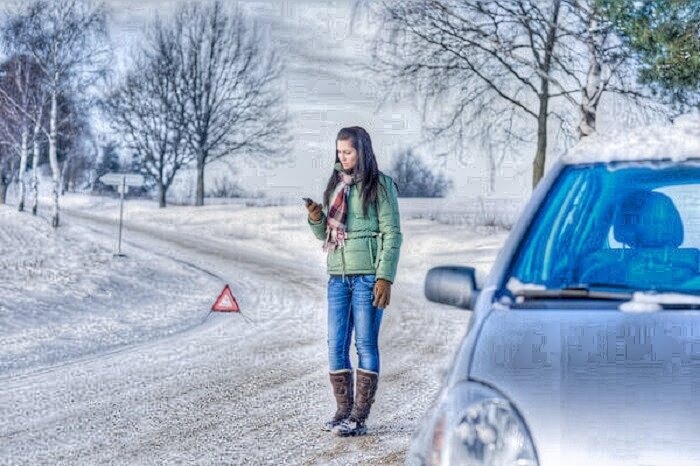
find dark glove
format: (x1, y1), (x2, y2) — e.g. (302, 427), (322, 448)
(373, 278), (392, 309)
(306, 199), (322, 222)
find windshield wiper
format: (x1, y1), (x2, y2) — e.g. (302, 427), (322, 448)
(514, 285), (700, 308)
(624, 291), (700, 309)
(514, 285), (633, 301)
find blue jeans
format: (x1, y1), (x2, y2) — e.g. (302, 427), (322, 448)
(327, 274), (384, 373)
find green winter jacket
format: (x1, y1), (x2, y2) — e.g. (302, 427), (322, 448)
(308, 162), (403, 283)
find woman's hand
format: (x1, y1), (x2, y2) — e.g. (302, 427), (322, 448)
(306, 199), (322, 222)
(373, 279), (391, 309)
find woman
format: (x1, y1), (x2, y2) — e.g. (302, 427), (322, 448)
(305, 126), (402, 437)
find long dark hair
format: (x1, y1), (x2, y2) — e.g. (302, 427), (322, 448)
(323, 126), (385, 217)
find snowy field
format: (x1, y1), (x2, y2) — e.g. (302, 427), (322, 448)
(1, 193), (516, 465)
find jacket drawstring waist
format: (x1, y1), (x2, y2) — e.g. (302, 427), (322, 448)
(340, 231), (383, 276)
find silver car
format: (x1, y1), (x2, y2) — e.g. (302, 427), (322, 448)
(406, 116), (700, 466)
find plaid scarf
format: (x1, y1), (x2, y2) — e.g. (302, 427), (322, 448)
(323, 163), (359, 252)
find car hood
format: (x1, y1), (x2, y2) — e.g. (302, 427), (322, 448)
(469, 308), (700, 466)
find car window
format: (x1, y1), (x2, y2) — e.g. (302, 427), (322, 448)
(606, 186), (700, 249)
(506, 162), (700, 294)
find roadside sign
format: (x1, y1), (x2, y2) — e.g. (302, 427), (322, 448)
(100, 173), (145, 187)
(99, 172), (144, 256)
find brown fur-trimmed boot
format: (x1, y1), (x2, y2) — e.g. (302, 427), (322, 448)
(333, 368), (378, 436)
(322, 369), (354, 431)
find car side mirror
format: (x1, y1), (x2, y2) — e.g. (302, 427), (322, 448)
(424, 266), (479, 310)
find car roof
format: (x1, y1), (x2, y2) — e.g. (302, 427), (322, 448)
(561, 113), (700, 165)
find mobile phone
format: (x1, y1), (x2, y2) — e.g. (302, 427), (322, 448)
(302, 197), (313, 205)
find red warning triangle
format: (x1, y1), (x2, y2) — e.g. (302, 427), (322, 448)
(211, 284), (240, 312)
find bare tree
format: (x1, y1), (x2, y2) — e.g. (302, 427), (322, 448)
(60, 137), (96, 193)
(57, 96), (95, 194)
(389, 148), (452, 197)
(29, 93), (46, 215)
(0, 62), (22, 205)
(0, 142), (15, 203)
(104, 18), (192, 208)
(0, 54), (47, 212)
(0, 101), (18, 205)
(481, 107), (520, 194)
(6, 0), (108, 227)
(171, 1), (289, 206)
(354, 0), (581, 187)
(353, 0), (673, 188)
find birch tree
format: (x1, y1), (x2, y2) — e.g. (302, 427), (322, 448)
(0, 53), (48, 213)
(0, 56), (34, 211)
(0, 60), (22, 205)
(558, 0), (652, 138)
(0, 143), (14, 204)
(0, 94), (19, 204)
(7, 0), (108, 227)
(562, 1), (621, 137)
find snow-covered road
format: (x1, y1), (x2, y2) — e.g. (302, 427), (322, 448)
(1, 198), (508, 465)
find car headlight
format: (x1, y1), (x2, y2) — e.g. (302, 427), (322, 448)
(407, 382), (539, 466)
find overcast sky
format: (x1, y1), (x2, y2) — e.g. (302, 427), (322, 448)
(1, 0), (529, 199)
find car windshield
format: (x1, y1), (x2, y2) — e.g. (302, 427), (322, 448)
(505, 161), (700, 296)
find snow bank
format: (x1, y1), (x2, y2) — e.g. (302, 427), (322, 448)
(0, 206), (214, 377)
(563, 113), (700, 164)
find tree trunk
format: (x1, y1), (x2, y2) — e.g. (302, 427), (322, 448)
(0, 175), (6, 205)
(158, 183), (167, 208)
(195, 154), (205, 206)
(31, 119), (40, 216)
(31, 103), (43, 216)
(61, 159), (69, 195)
(532, 0), (560, 189)
(18, 126), (29, 212)
(578, 17), (604, 139)
(532, 94), (549, 188)
(488, 149), (496, 195)
(49, 88), (60, 228)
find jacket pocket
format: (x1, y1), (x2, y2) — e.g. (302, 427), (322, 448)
(327, 249), (343, 270)
(342, 237), (374, 271)
(367, 236), (380, 269)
